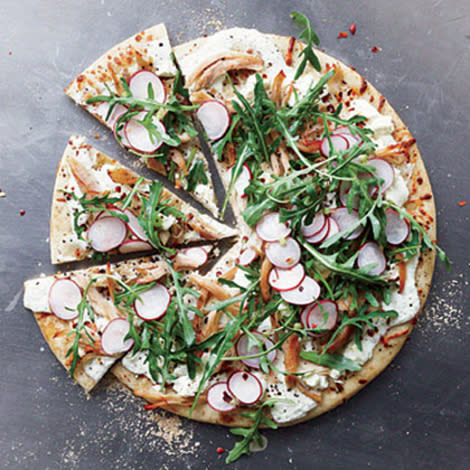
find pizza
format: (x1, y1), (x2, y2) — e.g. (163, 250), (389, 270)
(50, 135), (235, 264)
(24, 12), (447, 464)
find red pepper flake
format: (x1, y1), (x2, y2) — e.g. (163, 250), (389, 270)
(458, 200), (467, 207)
(8, 51), (13, 56)
(338, 31), (348, 39)
(93, 133), (100, 139)
(371, 46), (379, 53)
(349, 23), (357, 35)
(19, 209), (26, 216)
(216, 447), (225, 454)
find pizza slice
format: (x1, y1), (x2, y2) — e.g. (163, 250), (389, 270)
(64, 24), (220, 217)
(50, 135), (236, 264)
(23, 248), (212, 392)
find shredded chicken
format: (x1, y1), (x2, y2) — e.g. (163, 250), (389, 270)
(260, 256), (272, 303)
(187, 51), (264, 91)
(296, 380), (322, 403)
(68, 157), (102, 195)
(270, 70), (286, 107)
(283, 334), (300, 389)
(170, 149), (188, 176)
(146, 157), (167, 175)
(107, 167), (138, 186)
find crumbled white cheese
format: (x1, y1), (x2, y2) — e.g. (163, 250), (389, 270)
(302, 372), (329, 390)
(83, 356), (116, 382)
(23, 277), (55, 312)
(384, 255), (420, 326)
(193, 183), (219, 218)
(161, 214), (177, 231)
(385, 168), (409, 207)
(121, 350), (157, 383)
(267, 380), (317, 423)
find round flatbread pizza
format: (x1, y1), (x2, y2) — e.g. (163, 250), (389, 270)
(24, 13), (447, 464)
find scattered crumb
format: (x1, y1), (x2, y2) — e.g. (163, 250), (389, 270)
(371, 46), (380, 53)
(338, 31), (348, 39)
(422, 274), (468, 333)
(349, 24), (357, 35)
(458, 200), (466, 207)
(0, 191), (6, 198)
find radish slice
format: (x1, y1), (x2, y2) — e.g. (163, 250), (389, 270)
(330, 207), (364, 240)
(196, 100), (230, 141)
(48, 279), (82, 321)
(125, 112), (166, 154)
(301, 212), (326, 238)
(306, 217), (330, 244)
(174, 247), (208, 267)
(237, 247), (258, 266)
(280, 276), (321, 305)
(129, 70), (166, 103)
(227, 371), (264, 405)
(87, 216), (127, 252)
(340, 132), (361, 147)
(106, 104), (128, 128)
(134, 284), (171, 321)
(325, 217), (340, 240)
(367, 158), (394, 192)
(113, 115), (131, 148)
(307, 300), (338, 332)
(123, 209), (148, 241)
(320, 134), (349, 157)
(357, 242), (386, 276)
(118, 240), (153, 254)
(236, 332), (276, 369)
(206, 382), (236, 412)
(265, 237), (301, 269)
(233, 164), (252, 198)
(385, 208), (410, 245)
(268, 264), (305, 292)
(255, 212), (291, 242)
(300, 304), (313, 329)
(101, 318), (134, 355)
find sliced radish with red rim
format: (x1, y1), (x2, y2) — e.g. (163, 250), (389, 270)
(268, 264), (305, 292)
(134, 283), (171, 321)
(255, 212), (291, 242)
(175, 247), (208, 267)
(118, 240), (153, 254)
(48, 279), (82, 320)
(307, 300), (338, 332)
(101, 318), (134, 355)
(367, 158), (394, 193)
(106, 104), (128, 128)
(325, 217), (340, 240)
(236, 332), (276, 369)
(227, 371), (264, 405)
(123, 209), (148, 242)
(265, 237), (301, 269)
(129, 70), (166, 103)
(320, 134), (349, 157)
(280, 276), (321, 305)
(357, 242), (386, 276)
(300, 304), (313, 329)
(113, 114), (131, 148)
(206, 382), (236, 412)
(385, 208), (410, 245)
(87, 216), (127, 252)
(125, 112), (167, 154)
(301, 212), (326, 238)
(196, 100), (230, 141)
(233, 164), (252, 198)
(237, 247), (258, 266)
(305, 217), (330, 244)
(330, 207), (364, 240)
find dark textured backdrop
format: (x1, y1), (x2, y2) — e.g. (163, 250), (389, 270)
(1, 1), (469, 469)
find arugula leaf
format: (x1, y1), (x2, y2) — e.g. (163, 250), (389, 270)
(226, 399), (279, 464)
(300, 350), (360, 371)
(290, 12), (321, 78)
(186, 160), (208, 192)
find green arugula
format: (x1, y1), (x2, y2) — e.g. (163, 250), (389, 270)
(290, 12), (321, 78)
